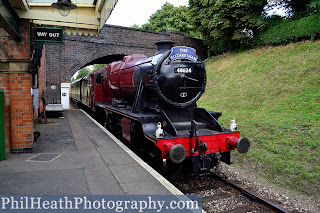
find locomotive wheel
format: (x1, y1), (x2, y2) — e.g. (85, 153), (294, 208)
(180, 157), (193, 173)
(149, 147), (163, 174)
(129, 121), (143, 155)
(163, 159), (182, 180)
(104, 111), (122, 138)
(96, 108), (106, 125)
(107, 114), (113, 131)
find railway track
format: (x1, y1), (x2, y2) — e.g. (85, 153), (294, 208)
(172, 171), (294, 213)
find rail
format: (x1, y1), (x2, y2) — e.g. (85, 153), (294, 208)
(215, 174), (290, 213)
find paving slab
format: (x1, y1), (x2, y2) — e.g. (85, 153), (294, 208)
(34, 116), (77, 153)
(0, 168), (90, 195)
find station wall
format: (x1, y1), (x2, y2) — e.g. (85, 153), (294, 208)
(0, 20), (34, 153)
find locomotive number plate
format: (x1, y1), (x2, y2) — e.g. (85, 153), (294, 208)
(174, 67), (193, 74)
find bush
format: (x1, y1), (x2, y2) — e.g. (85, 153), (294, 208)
(258, 14), (320, 45)
(208, 39), (235, 55)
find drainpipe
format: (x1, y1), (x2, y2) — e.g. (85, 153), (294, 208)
(0, 89), (6, 160)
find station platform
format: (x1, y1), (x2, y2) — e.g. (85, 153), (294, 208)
(0, 109), (182, 196)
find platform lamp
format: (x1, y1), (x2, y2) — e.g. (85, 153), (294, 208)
(51, 0), (77, 17)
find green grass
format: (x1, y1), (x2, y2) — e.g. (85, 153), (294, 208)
(199, 41), (320, 195)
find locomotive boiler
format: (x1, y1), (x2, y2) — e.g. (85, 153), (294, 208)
(70, 40), (250, 177)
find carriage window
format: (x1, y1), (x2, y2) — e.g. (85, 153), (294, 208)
(96, 72), (101, 84)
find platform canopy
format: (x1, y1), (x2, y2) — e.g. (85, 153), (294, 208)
(6, 0), (117, 35)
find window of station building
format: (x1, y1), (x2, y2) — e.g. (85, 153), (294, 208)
(96, 72), (102, 84)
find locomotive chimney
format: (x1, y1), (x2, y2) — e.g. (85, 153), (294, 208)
(155, 40), (175, 54)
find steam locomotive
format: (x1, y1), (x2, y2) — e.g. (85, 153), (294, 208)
(70, 40), (250, 177)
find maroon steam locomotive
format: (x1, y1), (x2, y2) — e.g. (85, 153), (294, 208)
(70, 40), (250, 177)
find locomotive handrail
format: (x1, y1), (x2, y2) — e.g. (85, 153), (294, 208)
(120, 60), (153, 71)
(181, 75), (199, 82)
(178, 87), (203, 89)
(109, 60), (153, 74)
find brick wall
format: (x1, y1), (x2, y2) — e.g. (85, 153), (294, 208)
(8, 73), (33, 152)
(0, 20), (34, 153)
(0, 20), (30, 60)
(0, 72), (33, 153)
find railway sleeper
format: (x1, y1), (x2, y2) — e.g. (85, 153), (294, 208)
(219, 205), (256, 213)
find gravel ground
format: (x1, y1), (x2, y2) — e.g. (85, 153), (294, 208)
(219, 163), (320, 213)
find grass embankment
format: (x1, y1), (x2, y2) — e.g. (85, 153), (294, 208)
(199, 41), (320, 195)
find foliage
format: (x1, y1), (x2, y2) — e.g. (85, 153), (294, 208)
(267, 0), (318, 19)
(76, 67), (91, 80)
(257, 14), (320, 45)
(142, 3), (201, 38)
(92, 64), (107, 72)
(131, 24), (143, 29)
(189, 0), (268, 55)
(308, 0), (320, 14)
(199, 40), (320, 194)
(263, 14), (285, 29)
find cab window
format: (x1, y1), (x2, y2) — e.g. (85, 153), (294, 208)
(96, 72), (101, 84)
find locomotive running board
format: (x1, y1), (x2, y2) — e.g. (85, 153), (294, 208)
(96, 102), (160, 123)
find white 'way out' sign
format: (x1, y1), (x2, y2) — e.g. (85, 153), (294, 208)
(34, 27), (63, 43)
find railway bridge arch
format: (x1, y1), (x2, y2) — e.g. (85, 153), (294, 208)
(42, 24), (207, 104)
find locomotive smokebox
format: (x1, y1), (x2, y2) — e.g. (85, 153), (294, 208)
(155, 40), (175, 54)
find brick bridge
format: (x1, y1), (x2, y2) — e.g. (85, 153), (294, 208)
(43, 24), (208, 104)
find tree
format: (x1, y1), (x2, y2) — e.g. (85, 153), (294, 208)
(76, 67), (91, 80)
(142, 3), (201, 38)
(267, 0), (316, 19)
(309, 0), (320, 14)
(92, 64), (107, 72)
(189, 0), (268, 54)
(131, 24), (143, 29)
